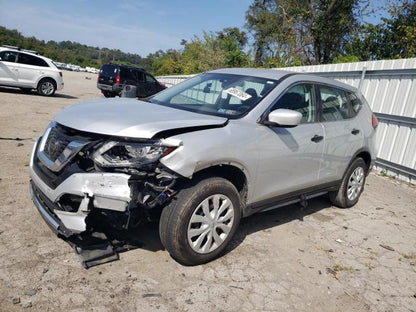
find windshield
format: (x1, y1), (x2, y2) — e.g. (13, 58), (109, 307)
(149, 73), (278, 118)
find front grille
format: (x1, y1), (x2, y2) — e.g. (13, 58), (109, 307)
(43, 127), (70, 161)
(34, 123), (99, 189)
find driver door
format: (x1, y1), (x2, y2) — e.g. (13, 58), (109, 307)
(252, 83), (325, 204)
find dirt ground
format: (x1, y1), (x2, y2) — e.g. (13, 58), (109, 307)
(0, 71), (415, 312)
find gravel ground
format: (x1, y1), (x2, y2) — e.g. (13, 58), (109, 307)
(0, 71), (415, 312)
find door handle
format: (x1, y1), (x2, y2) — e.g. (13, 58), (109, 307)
(311, 135), (324, 143)
(351, 128), (360, 135)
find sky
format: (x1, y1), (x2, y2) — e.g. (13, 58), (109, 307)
(0, 0), (388, 58)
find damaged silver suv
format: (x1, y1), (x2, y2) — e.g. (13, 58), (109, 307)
(30, 68), (378, 265)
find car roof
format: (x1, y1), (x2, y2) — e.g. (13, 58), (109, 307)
(208, 67), (357, 93)
(0, 47), (52, 62)
(102, 63), (147, 72)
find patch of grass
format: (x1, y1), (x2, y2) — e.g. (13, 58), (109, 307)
(365, 262), (376, 270)
(400, 253), (416, 260)
(389, 210), (398, 217)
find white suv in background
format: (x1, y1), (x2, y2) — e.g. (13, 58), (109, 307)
(0, 46), (64, 96)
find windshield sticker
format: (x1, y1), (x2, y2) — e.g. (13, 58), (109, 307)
(224, 87), (252, 101)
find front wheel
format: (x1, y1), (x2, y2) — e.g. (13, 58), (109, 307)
(329, 157), (367, 208)
(159, 177), (241, 265)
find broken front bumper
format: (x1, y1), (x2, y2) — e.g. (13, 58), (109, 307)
(29, 139), (132, 236)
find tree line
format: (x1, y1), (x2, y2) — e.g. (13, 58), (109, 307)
(1, 0), (414, 75)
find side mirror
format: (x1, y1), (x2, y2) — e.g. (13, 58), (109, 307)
(266, 109), (302, 127)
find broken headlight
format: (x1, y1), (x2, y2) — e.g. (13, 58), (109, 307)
(93, 141), (176, 168)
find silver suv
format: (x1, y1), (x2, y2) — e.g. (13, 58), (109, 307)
(30, 68), (378, 265)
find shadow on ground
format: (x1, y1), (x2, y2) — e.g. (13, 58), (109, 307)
(0, 86), (77, 99)
(66, 195), (333, 268)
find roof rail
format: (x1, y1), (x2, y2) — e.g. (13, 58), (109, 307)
(107, 62), (146, 71)
(1, 45), (39, 55)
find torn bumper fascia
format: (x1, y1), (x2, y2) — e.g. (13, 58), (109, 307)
(29, 140), (131, 235)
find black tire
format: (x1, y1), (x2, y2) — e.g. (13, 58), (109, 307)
(159, 177), (241, 265)
(37, 78), (56, 96)
(102, 91), (116, 98)
(329, 157), (367, 208)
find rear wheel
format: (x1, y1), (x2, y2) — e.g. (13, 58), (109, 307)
(159, 177), (241, 265)
(329, 157), (367, 208)
(37, 78), (56, 96)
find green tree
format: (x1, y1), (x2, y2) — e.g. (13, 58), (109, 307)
(347, 0), (416, 60)
(216, 27), (250, 67)
(246, 0), (366, 66)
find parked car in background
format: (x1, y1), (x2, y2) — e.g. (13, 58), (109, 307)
(0, 46), (64, 96)
(30, 68), (378, 265)
(97, 63), (166, 98)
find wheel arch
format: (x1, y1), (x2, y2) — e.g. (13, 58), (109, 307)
(36, 76), (57, 89)
(352, 149), (372, 172)
(192, 163), (249, 206)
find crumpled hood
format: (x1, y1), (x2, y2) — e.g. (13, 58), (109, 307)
(54, 98), (228, 138)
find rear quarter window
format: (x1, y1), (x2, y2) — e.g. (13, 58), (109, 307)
(348, 92), (363, 116)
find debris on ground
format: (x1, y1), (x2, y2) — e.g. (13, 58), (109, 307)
(21, 301), (32, 308)
(23, 289), (37, 296)
(379, 244), (395, 252)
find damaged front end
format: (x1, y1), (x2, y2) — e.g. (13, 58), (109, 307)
(30, 122), (181, 239)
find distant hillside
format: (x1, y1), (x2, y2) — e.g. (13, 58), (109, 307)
(0, 26), (151, 71)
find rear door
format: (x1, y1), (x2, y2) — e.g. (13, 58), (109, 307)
(143, 73), (162, 97)
(0, 50), (19, 86)
(253, 83), (325, 203)
(318, 85), (364, 183)
(16, 52), (49, 87)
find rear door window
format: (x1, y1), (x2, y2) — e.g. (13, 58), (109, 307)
(135, 70), (145, 82)
(18, 53), (48, 67)
(120, 68), (136, 82)
(319, 86), (350, 121)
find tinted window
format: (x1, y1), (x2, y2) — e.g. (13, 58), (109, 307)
(145, 74), (156, 83)
(120, 68), (136, 82)
(135, 70), (145, 82)
(319, 86), (349, 121)
(100, 64), (118, 76)
(272, 84), (317, 123)
(18, 53), (48, 67)
(0, 51), (18, 62)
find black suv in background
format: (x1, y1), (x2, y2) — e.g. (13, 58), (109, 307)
(97, 63), (166, 98)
